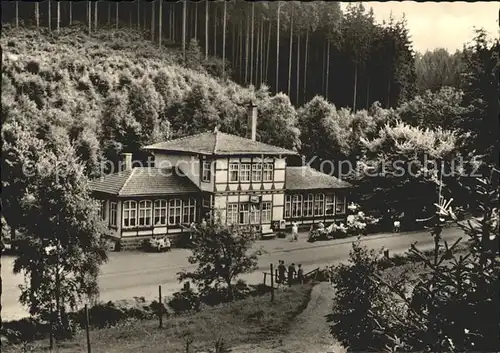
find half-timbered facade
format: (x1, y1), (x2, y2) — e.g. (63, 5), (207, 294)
(90, 104), (352, 243)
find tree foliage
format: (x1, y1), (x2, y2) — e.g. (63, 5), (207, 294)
(12, 145), (109, 337)
(177, 223), (262, 301)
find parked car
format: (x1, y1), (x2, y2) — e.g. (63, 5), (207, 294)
(146, 236), (172, 252)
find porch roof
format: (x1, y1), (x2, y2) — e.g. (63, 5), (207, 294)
(285, 166), (352, 191)
(89, 167), (200, 197)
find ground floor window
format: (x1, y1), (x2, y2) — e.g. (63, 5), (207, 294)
(285, 192), (347, 219)
(335, 195), (346, 214)
(138, 200), (152, 226)
(227, 203), (239, 225)
(227, 201), (273, 225)
(325, 194), (335, 216)
(314, 194), (325, 216)
(239, 203), (250, 224)
(154, 200), (167, 225)
(250, 204), (261, 224)
(183, 199), (196, 224)
(285, 195), (291, 218)
(303, 194), (314, 217)
(169, 199), (182, 225)
(109, 202), (117, 227)
(261, 201), (272, 223)
(98, 200), (106, 220)
(123, 200), (137, 227)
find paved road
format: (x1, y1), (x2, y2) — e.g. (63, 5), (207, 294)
(1, 227), (465, 321)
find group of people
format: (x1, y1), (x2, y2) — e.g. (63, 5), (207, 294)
(275, 260), (304, 286)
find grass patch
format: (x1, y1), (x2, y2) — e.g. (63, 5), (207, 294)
(4, 284), (314, 353)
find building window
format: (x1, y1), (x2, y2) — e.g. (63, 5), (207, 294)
(263, 163), (274, 181)
(252, 163), (262, 182)
(291, 195), (302, 218)
(154, 199), (167, 225)
(325, 194), (335, 216)
(98, 200), (106, 220)
(240, 164), (251, 182)
(335, 195), (346, 214)
(250, 204), (261, 224)
(183, 199), (196, 224)
(138, 200), (152, 226)
(168, 199), (182, 225)
(110, 202), (117, 227)
(239, 203), (250, 224)
(229, 162), (239, 182)
(285, 195), (291, 218)
(261, 201), (272, 223)
(227, 203), (239, 225)
(123, 201), (137, 228)
(202, 161), (211, 183)
(314, 194), (325, 216)
(303, 195), (314, 217)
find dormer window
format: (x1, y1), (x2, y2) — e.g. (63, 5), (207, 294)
(202, 161), (212, 183)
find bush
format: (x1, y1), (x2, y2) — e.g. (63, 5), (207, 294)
(327, 242), (387, 350)
(168, 287), (201, 314)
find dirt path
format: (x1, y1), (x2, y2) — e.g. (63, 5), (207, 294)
(228, 282), (346, 353)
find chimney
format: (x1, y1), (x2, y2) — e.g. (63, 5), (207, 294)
(247, 101), (257, 141)
(122, 153), (133, 171)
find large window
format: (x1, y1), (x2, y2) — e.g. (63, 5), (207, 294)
(261, 201), (272, 223)
(227, 203), (239, 225)
(154, 200), (167, 225)
(252, 163), (262, 182)
(240, 164), (251, 182)
(168, 199), (182, 225)
(123, 201), (137, 228)
(250, 204), (261, 224)
(335, 195), (346, 214)
(292, 195), (303, 218)
(314, 194), (325, 216)
(325, 194), (335, 216)
(263, 163), (274, 181)
(303, 194), (314, 217)
(239, 203), (250, 224)
(138, 201), (152, 226)
(98, 200), (106, 220)
(285, 195), (291, 218)
(229, 163), (239, 182)
(109, 202), (117, 227)
(183, 199), (196, 224)
(202, 161), (211, 182)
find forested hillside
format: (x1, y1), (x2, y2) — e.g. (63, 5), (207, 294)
(2, 0), (416, 108)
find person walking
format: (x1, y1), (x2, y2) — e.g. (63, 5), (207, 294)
(287, 263), (296, 287)
(291, 221), (299, 242)
(297, 264), (304, 284)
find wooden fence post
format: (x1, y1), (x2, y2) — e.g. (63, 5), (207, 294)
(270, 263), (274, 302)
(263, 272), (267, 286)
(158, 285), (163, 329)
(85, 304), (91, 353)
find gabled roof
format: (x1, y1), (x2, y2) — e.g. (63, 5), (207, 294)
(143, 130), (298, 156)
(89, 167), (200, 197)
(285, 166), (352, 190)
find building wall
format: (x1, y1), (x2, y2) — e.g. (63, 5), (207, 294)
(91, 194), (198, 238)
(284, 190), (349, 228)
(210, 155), (288, 234)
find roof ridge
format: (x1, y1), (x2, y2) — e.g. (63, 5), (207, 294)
(146, 131), (211, 148)
(118, 168), (135, 196)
